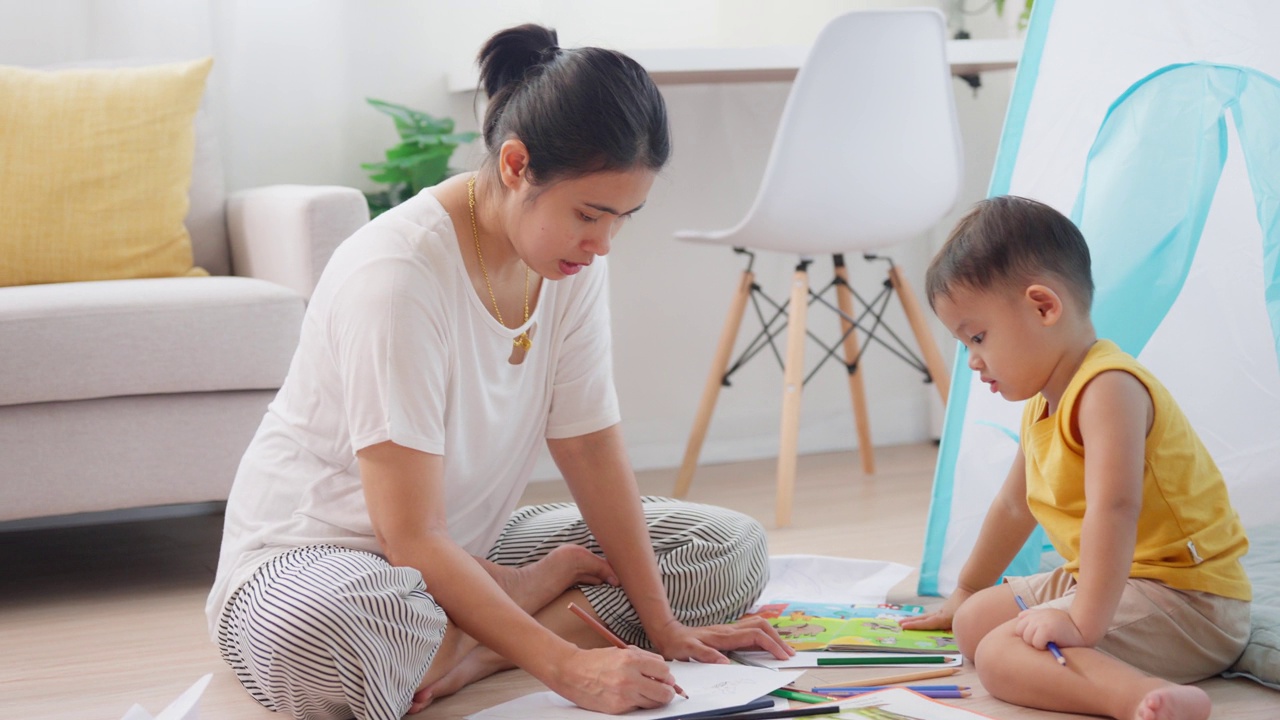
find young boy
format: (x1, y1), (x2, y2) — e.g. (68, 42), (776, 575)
(901, 196), (1251, 720)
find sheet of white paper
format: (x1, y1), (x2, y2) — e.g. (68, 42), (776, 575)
(731, 650), (961, 669)
(832, 686), (993, 719)
(118, 674), (212, 720)
(758, 555), (913, 605)
(466, 662), (802, 720)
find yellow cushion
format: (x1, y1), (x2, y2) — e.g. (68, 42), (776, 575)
(0, 58), (214, 287)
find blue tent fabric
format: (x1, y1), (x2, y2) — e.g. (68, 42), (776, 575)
(1078, 63), (1280, 365)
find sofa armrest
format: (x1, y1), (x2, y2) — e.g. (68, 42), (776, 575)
(227, 185), (369, 299)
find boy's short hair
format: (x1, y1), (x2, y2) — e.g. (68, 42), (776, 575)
(926, 195), (1094, 311)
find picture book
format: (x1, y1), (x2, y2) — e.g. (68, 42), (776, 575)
(749, 601), (926, 620)
(744, 601), (957, 654)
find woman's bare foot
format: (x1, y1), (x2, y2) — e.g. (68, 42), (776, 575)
(408, 547), (615, 713)
(485, 545), (617, 614)
(407, 646), (514, 713)
(1134, 684), (1211, 720)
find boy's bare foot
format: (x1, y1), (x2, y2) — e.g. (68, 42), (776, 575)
(1134, 684), (1211, 720)
(408, 646), (513, 713)
(487, 544), (617, 613)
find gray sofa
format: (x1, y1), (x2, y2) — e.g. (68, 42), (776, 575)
(0, 110), (369, 524)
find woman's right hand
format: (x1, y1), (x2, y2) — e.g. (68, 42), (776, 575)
(899, 588), (973, 631)
(549, 646), (681, 715)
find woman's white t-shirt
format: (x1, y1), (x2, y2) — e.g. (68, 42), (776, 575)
(206, 190), (620, 636)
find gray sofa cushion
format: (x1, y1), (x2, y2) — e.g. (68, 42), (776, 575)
(0, 276), (304, 407)
(1224, 523), (1280, 690)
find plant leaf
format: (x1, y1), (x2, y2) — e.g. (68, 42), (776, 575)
(386, 142), (432, 160)
(365, 98), (471, 195)
(408, 155), (450, 193)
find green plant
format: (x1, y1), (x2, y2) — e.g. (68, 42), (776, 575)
(361, 98), (479, 217)
(994, 0), (1034, 31)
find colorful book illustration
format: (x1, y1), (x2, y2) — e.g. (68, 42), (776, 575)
(744, 601), (957, 654)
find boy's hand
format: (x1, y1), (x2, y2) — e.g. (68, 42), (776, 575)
(1014, 607), (1086, 649)
(900, 589), (972, 631)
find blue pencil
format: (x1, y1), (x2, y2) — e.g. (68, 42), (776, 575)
(811, 685), (967, 694)
(1013, 594), (1068, 666)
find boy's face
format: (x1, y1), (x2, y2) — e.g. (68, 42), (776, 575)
(933, 284), (1055, 402)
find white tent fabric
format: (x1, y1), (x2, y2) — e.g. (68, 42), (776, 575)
(920, 0), (1280, 596)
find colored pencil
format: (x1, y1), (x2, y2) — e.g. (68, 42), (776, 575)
(1013, 595), (1068, 667)
(908, 690), (970, 699)
(768, 687), (836, 703)
(813, 667), (961, 688)
(679, 703), (848, 720)
(812, 684), (968, 694)
(817, 688), (968, 699)
(816, 655), (950, 666)
(566, 602), (688, 698)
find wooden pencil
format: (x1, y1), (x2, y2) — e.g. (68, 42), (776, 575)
(813, 666), (961, 688)
(567, 601), (688, 699)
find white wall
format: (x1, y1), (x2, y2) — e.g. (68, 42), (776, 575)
(0, 0), (1016, 480)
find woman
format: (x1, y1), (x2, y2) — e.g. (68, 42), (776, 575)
(206, 23), (790, 720)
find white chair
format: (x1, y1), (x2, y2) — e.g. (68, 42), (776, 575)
(672, 9), (962, 527)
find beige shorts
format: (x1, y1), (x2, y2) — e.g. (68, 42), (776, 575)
(1005, 567), (1250, 684)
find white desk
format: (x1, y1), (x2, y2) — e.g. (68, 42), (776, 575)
(446, 39), (1021, 92)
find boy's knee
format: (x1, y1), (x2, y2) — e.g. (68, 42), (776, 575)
(952, 600), (983, 660)
(972, 630), (1020, 697)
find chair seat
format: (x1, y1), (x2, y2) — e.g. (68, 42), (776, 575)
(675, 222), (908, 256)
(0, 276), (304, 407)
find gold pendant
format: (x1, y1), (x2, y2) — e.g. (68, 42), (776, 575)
(509, 323), (536, 366)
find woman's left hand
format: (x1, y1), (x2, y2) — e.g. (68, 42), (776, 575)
(1013, 606), (1086, 650)
(648, 616), (795, 663)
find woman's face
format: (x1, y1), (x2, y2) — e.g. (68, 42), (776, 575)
(505, 165), (657, 280)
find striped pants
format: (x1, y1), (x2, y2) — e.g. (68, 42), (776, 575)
(215, 497), (769, 720)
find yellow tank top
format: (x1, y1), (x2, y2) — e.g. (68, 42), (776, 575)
(1021, 340), (1250, 601)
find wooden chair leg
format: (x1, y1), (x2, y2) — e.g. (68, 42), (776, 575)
(776, 264), (810, 528)
(674, 270), (755, 498)
(834, 261), (875, 475)
(888, 265), (950, 405)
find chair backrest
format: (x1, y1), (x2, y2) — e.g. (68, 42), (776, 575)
(726, 9), (963, 255)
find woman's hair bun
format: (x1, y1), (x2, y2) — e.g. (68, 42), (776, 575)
(477, 23), (560, 99)
(474, 23), (670, 182)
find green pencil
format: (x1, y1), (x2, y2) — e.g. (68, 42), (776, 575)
(816, 655), (950, 666)
(768, 687), (834, 704)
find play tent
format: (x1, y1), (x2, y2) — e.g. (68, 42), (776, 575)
(920, 0), (1280, 596)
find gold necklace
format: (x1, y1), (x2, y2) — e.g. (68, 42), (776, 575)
(468, 176), (532, 351)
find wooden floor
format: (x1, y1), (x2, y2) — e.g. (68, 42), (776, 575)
(1, 443), (1274, 719)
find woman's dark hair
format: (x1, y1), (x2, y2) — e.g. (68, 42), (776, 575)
(926, 195), (1094, 311)
(476, 24), (670, 184)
